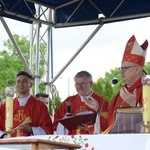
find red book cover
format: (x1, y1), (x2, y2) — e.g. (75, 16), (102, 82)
(59, 111), (94, 131)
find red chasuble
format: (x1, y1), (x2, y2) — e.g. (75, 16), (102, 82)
(108, 78), (143, 127)
(0, 95), (53, 137)
(53, 92), (108, 134)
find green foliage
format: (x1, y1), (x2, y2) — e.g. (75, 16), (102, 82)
(92, 67), (124, 102)
(103, 79), (113, 102)
(144, 62), (150, 74)
(3, 34), (30, 59)
(0, 34), (62, 108)
(0, 48), (26, 98)
(92, 79), (104, 96)
(38, 82), (46, 93)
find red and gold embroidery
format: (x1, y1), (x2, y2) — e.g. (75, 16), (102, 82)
(14, 110), (27, 123)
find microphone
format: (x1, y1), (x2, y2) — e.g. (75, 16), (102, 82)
(66, 101), (72, 116)
(111, 78), (118, 85)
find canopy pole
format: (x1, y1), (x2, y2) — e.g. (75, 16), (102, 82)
(0, 17), (31, 74)
(50, 23), (104, 84)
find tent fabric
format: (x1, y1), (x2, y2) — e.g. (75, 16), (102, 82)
(0, 0), (150, 27)
(54, 0), (150, 24)
(0, 0), (36, 23)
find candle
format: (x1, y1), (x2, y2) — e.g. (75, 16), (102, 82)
(142, 75), (150, 133)
(143, 85), (150, 123)
(5, 87), (15, 136)
(5, 96), (13, 131)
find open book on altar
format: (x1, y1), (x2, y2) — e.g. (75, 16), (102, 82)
(59, 111), (95, 131)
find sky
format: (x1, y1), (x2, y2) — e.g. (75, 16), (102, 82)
(1, 17), (150, 99)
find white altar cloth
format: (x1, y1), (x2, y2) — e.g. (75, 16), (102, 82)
(1, 134), (150, 150)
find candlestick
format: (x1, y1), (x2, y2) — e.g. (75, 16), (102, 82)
(5, 87), (15, 138)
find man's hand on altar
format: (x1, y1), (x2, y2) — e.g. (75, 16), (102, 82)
(120, 87), (137, 107)
(83, 96), (99, 111)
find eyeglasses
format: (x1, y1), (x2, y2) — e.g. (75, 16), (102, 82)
(119, 65), (137, 72)
(74, 82), (89, 87)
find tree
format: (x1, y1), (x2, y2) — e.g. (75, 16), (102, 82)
(92, 67), (122, 102)
(104, 68), (124, 102)
(3, 34), (30, 59)
(92, 78), (104, 96)
(144, 62), (150, 74)
(0, 50), (26, 98)
(0, 35), (30, 94)
(103, 79), (113, 102)
(0, 34), (62, 112)
(0, 34), (46, 95)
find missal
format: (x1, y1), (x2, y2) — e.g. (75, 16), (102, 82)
(59, 111), (95, 131)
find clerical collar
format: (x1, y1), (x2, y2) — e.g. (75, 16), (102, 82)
(18, 95), (31, 106)
(80, 91), (93, 102)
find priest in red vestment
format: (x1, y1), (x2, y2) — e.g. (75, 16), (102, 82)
(0, 71), (53, 138)
(108, 35), (149, 128)
(53, 71), (108, 135)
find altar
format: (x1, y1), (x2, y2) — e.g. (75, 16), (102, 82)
(0, 137), (81, 150)
(0, 134), (150, 150)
